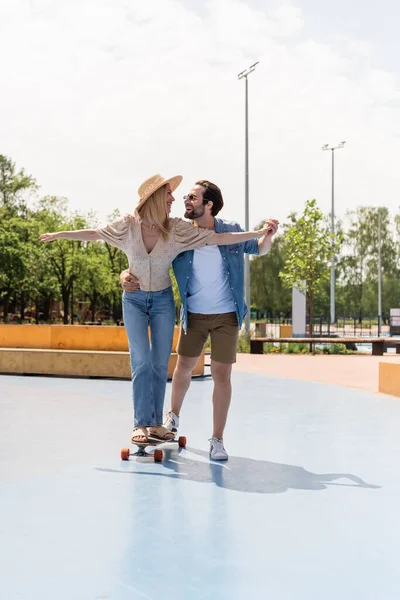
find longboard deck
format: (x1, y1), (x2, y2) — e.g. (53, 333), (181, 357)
(121, 435), (187, 461)
(132, 435), (177, 448)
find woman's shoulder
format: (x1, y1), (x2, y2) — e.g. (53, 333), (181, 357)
(109, 213), (138, 228)
(171, 218), (195, 236)
(122, 213), (140, 225)
(171, 217), (194, 230)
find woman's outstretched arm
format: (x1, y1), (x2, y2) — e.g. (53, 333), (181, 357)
(208, 221), (273, 246)
(40, 229), (102, 243)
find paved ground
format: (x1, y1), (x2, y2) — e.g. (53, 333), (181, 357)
(234, 353), (400, 393)
(1, 371), (400, 599)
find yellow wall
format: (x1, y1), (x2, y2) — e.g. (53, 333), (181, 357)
(379, 362), (400, 397)
(0, 325), (205, 378)
(0, 348), (204, 379)
(0, 325), (181, 352)
(0, 325), (52, 349)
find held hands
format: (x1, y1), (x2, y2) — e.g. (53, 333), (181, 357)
(258, 219), (279, 238)
(120, 269), (140, 292)
(39, 232), (60, 243)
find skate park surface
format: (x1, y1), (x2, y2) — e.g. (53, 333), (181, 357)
(1, 360), (399, 599)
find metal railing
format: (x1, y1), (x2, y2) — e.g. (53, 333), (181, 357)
(252, 315), (391, 338)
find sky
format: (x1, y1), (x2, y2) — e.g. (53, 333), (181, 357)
(1, 0), (400, 228)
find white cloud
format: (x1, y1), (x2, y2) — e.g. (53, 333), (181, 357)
(1, 0), (400, 228)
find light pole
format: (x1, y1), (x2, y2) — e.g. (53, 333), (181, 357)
(238, 61), (259, 332)
(322, 141), (345, 325)
(377, 208), (382, 336)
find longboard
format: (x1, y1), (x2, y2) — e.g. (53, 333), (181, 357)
(120, 435), (187, 462)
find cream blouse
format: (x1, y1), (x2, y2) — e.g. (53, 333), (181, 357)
(96, 214), (216, 292)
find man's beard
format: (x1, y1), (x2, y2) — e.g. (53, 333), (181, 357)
(184, 206), (205, 220)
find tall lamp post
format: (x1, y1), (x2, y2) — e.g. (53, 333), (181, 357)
(238, 61), (259, 332)
(377, 208), (383, 337)
(322, 141), (346, 325)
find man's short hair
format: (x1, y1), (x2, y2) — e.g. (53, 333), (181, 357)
(196, 180), (224, 216)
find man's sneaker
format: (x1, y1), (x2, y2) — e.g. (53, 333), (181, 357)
(209, 437), (228, 461)
(163, 411), (180, 432)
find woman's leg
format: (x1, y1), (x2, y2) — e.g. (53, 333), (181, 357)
(148, 287), (176, 425)
(122, 291), (156, 428)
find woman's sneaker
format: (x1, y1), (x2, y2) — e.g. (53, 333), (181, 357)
(209, 437), (228, 461)
(163, 411), (179, 432)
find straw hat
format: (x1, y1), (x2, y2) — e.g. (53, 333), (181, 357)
(136, 174), (183, 210)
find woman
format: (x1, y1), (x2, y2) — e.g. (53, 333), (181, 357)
(40, 173), (272, 444)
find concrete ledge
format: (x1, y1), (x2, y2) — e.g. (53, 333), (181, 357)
(0, 325), (181, 352)
(0, 348), (205, 380)
(379, 362), (400, 397)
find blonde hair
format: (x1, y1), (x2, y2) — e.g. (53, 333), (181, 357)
(136, 184), (171, 240)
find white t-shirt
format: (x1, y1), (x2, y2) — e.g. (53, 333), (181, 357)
(187, 246), (236, 314)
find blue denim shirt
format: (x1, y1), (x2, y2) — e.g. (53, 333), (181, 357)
(172, 218), (259, 332)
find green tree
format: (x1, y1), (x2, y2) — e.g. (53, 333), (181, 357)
(280, 199), (339, 334)
(13, 209), (58, 321)
(75, 242), (114, 322)
(339, 207), (396, 320)
(0, 156), (39, 320)
(36, 196), (90, 324)
(250, 233), (291, 317)
(0, 215), (25, 320)
(170, 267), (181, 323)
(101, 209), (128, 322)
(0, 155), (37, 209)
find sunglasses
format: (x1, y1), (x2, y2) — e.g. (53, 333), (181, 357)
(183, 194), (197, 201)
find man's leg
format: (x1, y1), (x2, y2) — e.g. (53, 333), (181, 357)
(164, 314), (208, 431)
(208, 313), (239, 460)
(170, 355), (201, 417)
(210, 360), (233, 440)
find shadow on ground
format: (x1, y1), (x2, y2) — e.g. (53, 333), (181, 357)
(98, 447), (380, 494)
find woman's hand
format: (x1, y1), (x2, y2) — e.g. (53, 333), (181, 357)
(257, 219), (279, 255)
(259, 219), (279, 237)
(39, 232), (60, 243)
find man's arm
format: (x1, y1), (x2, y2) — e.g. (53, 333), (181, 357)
(242, 219), (279, 255)
(120, 269), (140, 292)
(258, 219), (279, 255)
(257, 235), (273, 256)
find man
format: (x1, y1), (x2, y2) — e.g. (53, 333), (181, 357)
(121, 180), (278, 460)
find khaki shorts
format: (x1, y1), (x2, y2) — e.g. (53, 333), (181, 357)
(177, 312), (239, 364)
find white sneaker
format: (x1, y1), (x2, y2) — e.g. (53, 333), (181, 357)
(163, 411), (180, 432)
(209, 437), (228, 461)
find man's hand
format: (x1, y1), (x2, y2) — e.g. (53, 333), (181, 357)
(120, 269), (140, 292)
(264, 218), (279, 237)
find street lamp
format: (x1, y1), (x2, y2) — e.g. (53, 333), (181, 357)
(377, 208), (383, 336)
(322, 141), (346, 325)
(238, 61), (259, 332)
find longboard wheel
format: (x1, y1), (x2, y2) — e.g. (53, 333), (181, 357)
(121, 448), (130, 461)
(178, 436), (187, 448)
(154, 449), (163, 463)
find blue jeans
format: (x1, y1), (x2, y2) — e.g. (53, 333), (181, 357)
(122, 287), (175, 428)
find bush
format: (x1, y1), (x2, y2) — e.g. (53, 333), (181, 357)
(211, 334), (358, 356)
(237, 331), (251, 353)
(264, 342), (280, 353)
(262, 342), (358, 355)
(286, 343), (309, 354)
(327, 343), (348, 355)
